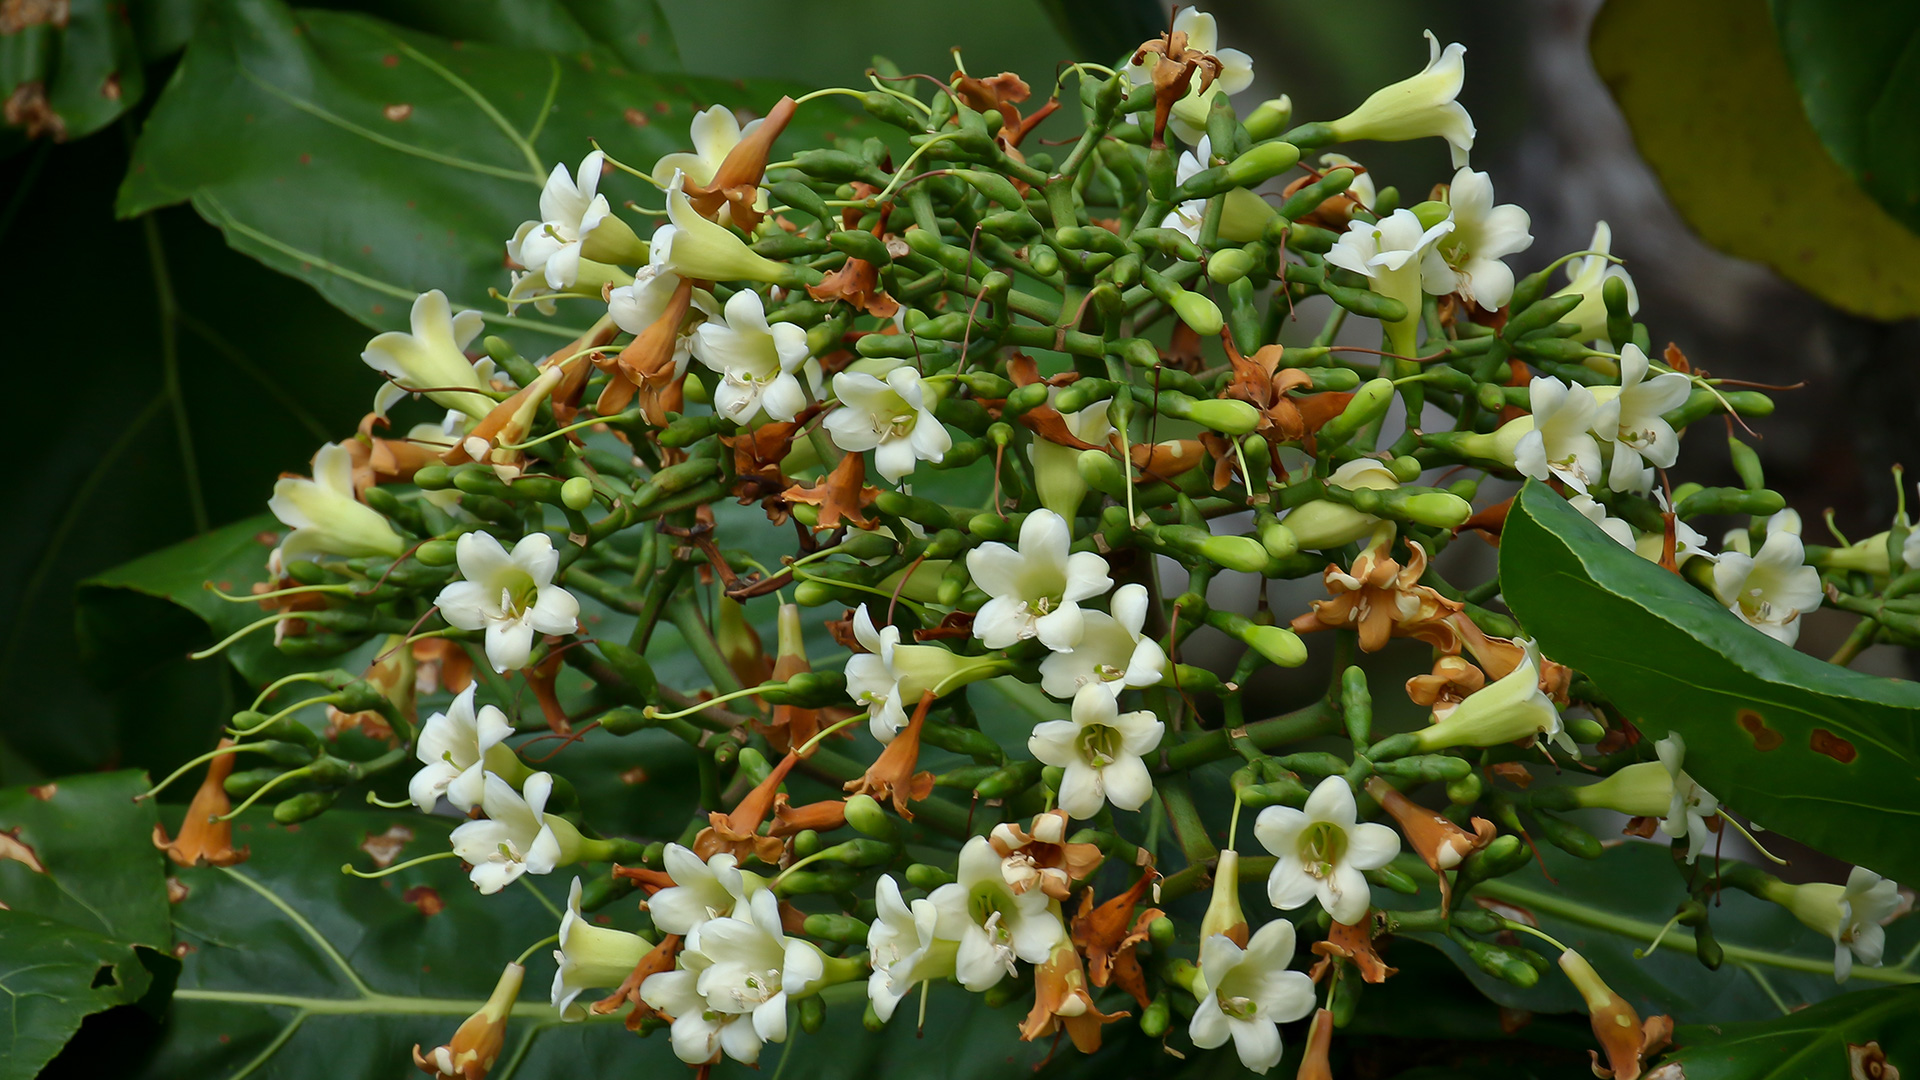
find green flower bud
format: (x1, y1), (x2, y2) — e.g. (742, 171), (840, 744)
(560, 477), (595, 512)
(1207, 247), (1255, 285)
(1242, 95), (1294, 140)
(1076, 447), (1128, 500)
(904, 863), (955, 890)
(844, 793), (896, 840)
(1396, 491), (1474, 529)
(1409, 199), (1452, 230)
(1317, 377), (1396, 449)
(415, 539), (459, 566)
(1171, 290), (1224, 336)
(1182, 397), (1260, 435)
(1197, 534), (1271, 573)
(1222, 139), (1302, 189)
(1259, 520), (1298, 558)
(1244, 623), (1306, 667)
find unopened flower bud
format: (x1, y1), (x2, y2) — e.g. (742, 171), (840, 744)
(1170, 290), (1225, 337)
(1259, 520), (1298, 558)
(1409, 199), (1452, 230)
(1222, 140), (1302, 190)
(414, 961), (523, 1079)
(1395, 491), (1473, 529)
(843, 793), (895, 839)
(560, 477), (595, 512)
(416, 538), (459, 567)
(1242, 96), (1293, 141)
(1317, 377), (1396, 449)
(1560, 761), (1672, 817)
(1197, 534), (1270, 573)
(1199, 849), (1249, 946)
(1181, 397), (1260, 436)
(1207, 247), (1255, 285)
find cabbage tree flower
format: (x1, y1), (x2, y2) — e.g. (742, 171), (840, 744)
(1281, 459), (1400, 550)
(551, 877), (651, 1017)
(1762, 867), (1903, 983)
(1554, 221), (1638, 347)
(660, 175), (811, 287)
(1254, 775), (1400, 925)
(1566, 493), (1636, 550)
(690, 288), (809, 423)
(867, 875), (960, 1021)
(434, 531), (581, 673)
(1324, 207), (1455, 356)
(1187, 921), (1317, 1075)
(823, 366), (952, 484)
(648, 842), (766, 936)
(927, 835), (1066, 991)
(1513, 376), (1603, 491)
(1591, 344), (1690, 492)
(507, 151), (644, 289)
(407, 684), (525, 813)
(1125, 7), (1253, 146)
(651, 104), (760, 190)
(1409, 639), (1575, 756)
(966, 509), (1113, 651)
(361, 290), (496, 421)
(844, 604), (1008, 742)
(1028, 684), (1163, 819)
(1433, 166), (1532, 310)
(606, 225), (716, 335)
(414, 961), (525, 1079)
(448, 772), (580, 893)
(1162, 137), (1211, 240)
(1654, 733), (1720, 863)
(1037, 583), (1168, 699)
(1712, 512), (1821, 645)
(1326, 31), (1475, 166)
(268, 442), (405, 566)
(640, 891), (824, 1065)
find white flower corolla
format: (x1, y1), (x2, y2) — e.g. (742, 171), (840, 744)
(1125, 8), (1254, 146)
(867, 875), (961, 1022)
(690, 288), (809, 424)
(606, 226), (714, 333)
(506, 270), (557, 317)
(1281, 459), (1400, 550)
(1187, 921), (1317, 1075)
(552, 877), (651, 1018)
(1589, 344), (1691, 493)
(651, 104), (756, 189)
(1766, 867), (1903, 983)
(449, 772), (567, 894)
(1433, 166), (1532, 310)
(1653, 733), (1720, 863)
(844, 605), (1003, 743)
(648, 842), (767, 936)
(1037, 583), (1168, 700)
(507, 151), (642, 288)
(823, 367), (952, 484)
(408, 684), (520, 813)
(1631, 510), (1711, 566)
(1254, 775), (1400, 925)
(1411, 639), (1574, 756)
(1712, 513), (1822, 645)
(966, 509), (1113, 651)
(1567, 492), (1636, 550)
(927, 835), (1066, 991)
(1324, 207), (1455, 355)
(1513, 376), (1604, 491)
(1162, 136), (1212, 240)
(1554, 221), (1639, 347)
(361, 290), (495, 421)
(1320, 153), (1377, 211)
(1327, 31), (1475, 166)
(267, 442), (405, 566)
(660, 173), (798, 285)
(1028, 684), (1163, 819)
(434, 532), (580, 673)
(642, 891), (824, 1065)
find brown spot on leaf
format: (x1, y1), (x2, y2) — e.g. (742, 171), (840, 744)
(1498, 1006), (1532, 1035)
(619, 766), (648, 785)
(402, 885), (444, 916)
(1810, 728), (1859, 764)
(359, 824), (414, 869)
(1737, 709), (1783, 751)
(383, 103), (412, 122)
(298, 152), (311, 165)
(172, 942), (196, 959)
(0, 828), (46, 873)
(3, 82), (65, 141)
(382, 54), (399, 67)
(0, 0), (68, 33)
(27, 783), (55, 801)
(255, 530), (279, 546)
(167, 877), (190, 903)
(101, 72), (121, 101)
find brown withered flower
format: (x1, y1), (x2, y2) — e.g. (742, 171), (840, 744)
(414, 961), (524, 1079)
(1131, 26), (1224, 147)
(1071, 864), (1163, 1009)
(153, 739), (250, 868)
(842, 690), (936, 819)
(677, 96), (795, 233)
(692, 750), (799, 865)
(590, 934), (683, 1032)
(1019, 941), (1129, 1053)
(988, 809), (1102, 901)
(1364, 776), (1495, 911)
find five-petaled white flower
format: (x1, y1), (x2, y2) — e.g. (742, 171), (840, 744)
(690, 288), (810, 424)
(1767, 867), (1903, 983)
(1412, 638), (1575, 756)
(1513, 376), (1604, 491)
(1327, 30), (1475, 166)
(640, 890), (824, 1066)
(267, 442), (406, 569)
(1126, 9), (1253, 146)
(407, 684), (518, 813)
(361, 290), (497, 422)
(867, 875), (960, 1022)
(508, 151), (639, 289)
(1037, 583), (1168, 700)
(1324, 207), (1456, 354)
(823, 366), (952, 484)
(1554, 221), (1638, 347)
(1028, 683), (1164, 819)
(843, 605), (1003, 743)
(1712, 511), (1822, 645)
(449, 772), (564, 894)
(648, 842), (766, 936)
(649, 105), (769, 228)
(551, 877), (651, 1018)
(1653, 732), (1720, 863)
(1433, 166), (1532, 310)
(1255, 775), (1400, 925)
(1162, 136), (1214, 240)
(927, 835), (1066, 991)
(966, 509), (1113, 651)
(1187, 921), (1317, 1075)
(1591, 343), (1691, 493)
(435, 531), (581, 673)
(1566, 492), (1636, 550)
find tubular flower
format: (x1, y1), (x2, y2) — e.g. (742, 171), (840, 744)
(1411, 639), (1574, 756)
(1554, 221), (1639, 347)
(1711, 512), (1821, 645)
(928, 835), (1067, 991)
(691, 287), (810, 424)
(844, 605), (1005, 743)
(1590, 344), (1691, 493)
(1762, 867), (1903, 983)
(1327, 31), (1475, 166)
(967, 508), (1114, 651)
(866, 874), (960, 1022)
(1037, 583), (1168, 700)
(1433, 166), (1532, 310)
(650, 104), (758, 190)
(1070, 869), (1163, 1008)
(989, 809), (1104, 901)
(1324, 207), (1455, 356)
(1363, 775), (1493, 909)
(361, 290), (497, 421)
(1188, 920), (1318, 1075)
(414, 961), (524, 1079)
(842, 690), (936, 819)
(551, 878), (650, 1019)
(823, 366), (952, 484)
(693, 750), (798, 864)
(507, 151), (644, 288)
(1513, 376), (1604, 491)
(1028, 684), (1164, 819)
(1653, 733), (1720, 863)
(152, 738), (250, 868)
(408, 684), (525, 813)
(1558, 949), (1673, 1080)
(646, 843), (767, 937)
(434, 532), (581, 673)
(660, 174), (809, 287)
(1020, 940), (1129, 1052)
(640, 891), (825, 1066)
(1281, 459), (1401, 550)
(449, 772), (581, 893)
(268, 441), (406, 565)
(1255, 775), (1400, 925)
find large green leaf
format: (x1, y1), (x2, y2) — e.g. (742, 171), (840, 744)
(1590, 0), (1920, 320)
(0, 910), (158, 1080)
(0, 0), (150, 151)
(312, 0), (681, 72)
(1658, 985), (1920, 1080)
(1499, 479), (1920, 885)
(1772, 1), (1920, 237)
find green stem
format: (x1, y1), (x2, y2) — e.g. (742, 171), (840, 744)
(1161, 698), (1338, 772)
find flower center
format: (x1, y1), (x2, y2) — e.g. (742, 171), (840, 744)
(728, 968), (782, 1010)
(1218, 993), (1259, 1020)
(1075, 724), (1121, 767)
(1298, 821), (1348, 880)
(494, 568), (540, 619)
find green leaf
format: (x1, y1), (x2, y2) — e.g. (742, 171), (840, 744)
(1498, 479), (1920, 885)
(1772, 1), (1920, 237)
(1590, 0), (1920, 320)
(1034, 0), (1165, 63)
(0, 910), (157, 1080)
(314, 0), (681, 71)
(1658, 985), (1920, 1080)
(0, 0), (150, 150)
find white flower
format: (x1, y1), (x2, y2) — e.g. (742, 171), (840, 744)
(1327, 31), (1475, 167)
(641, 891), (824, 1065)
(1567, 492), (1636, 550)
(552, 877), (650, 1018)
(1554, 221), (1638, 347)
(844, 605), (1004, 743)
(361, 290), (495, 421)
(1028, 684), (1163, 819)
(435, 532), (580, 673)
(1126, 9), (1253, 146)
(1653, 732), (1720, 863)
(1037, 583), (1168, 699)
(1255, 775), (1400, 925)
(408, 684), (517, 813)
(1411, 638), (1574, 756)
(506, 151), (641, 289)
(1768, 867), (1903, 983)
(1513, 376), (1604, 491)
(927, 836), (1066, 991)
(1187, 922), (1317, 1075)
(1324, 208), (1456, 352)
(660, 173), (797, 285)
(690, 288), (809, 423)
(449, 772), (563, 894)
(1590, 344), (1691, 493)
(1712, 514), (1822, 645)
(966, 509), (1113, 651)
(1161, 136), (1213, 240)
(506, 270), (558, 316)
(823, 366), (952, 484)
(647, 842), (765, 936)
(652, 105), (749, 189)
(867, 875), (961, 1022)
(268, 442), (405, 566)
(1434, 167), (1532, 310)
